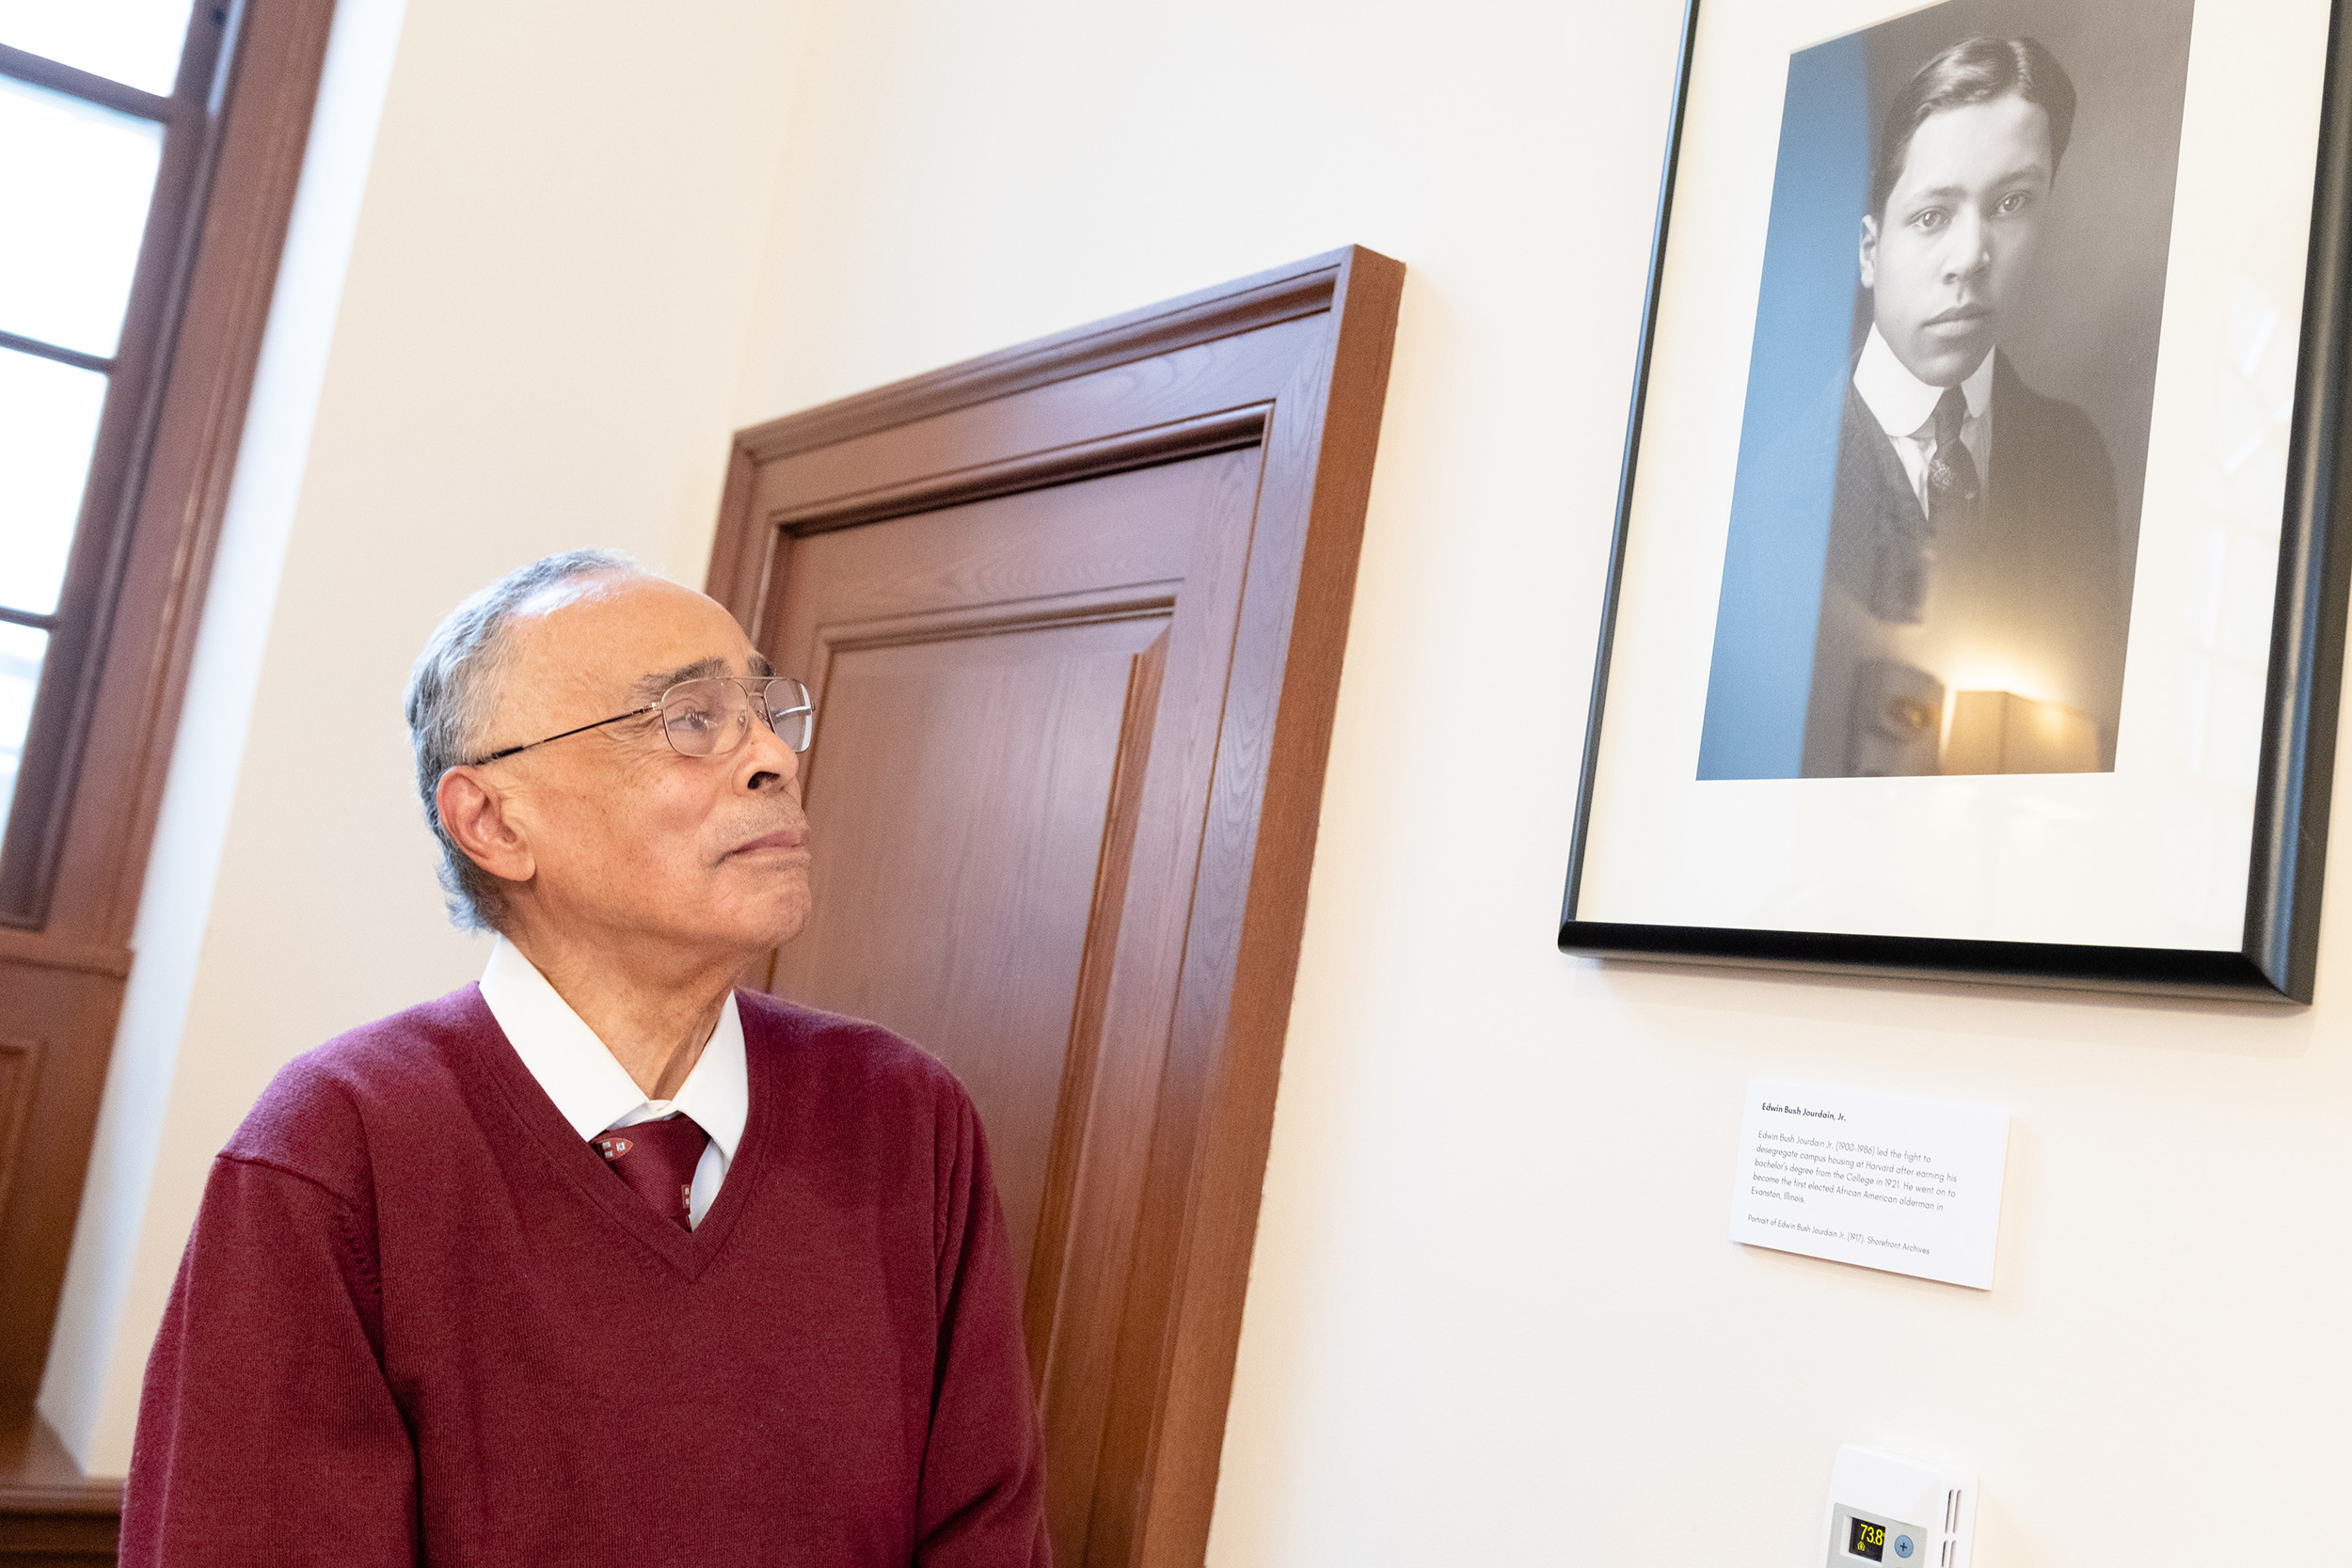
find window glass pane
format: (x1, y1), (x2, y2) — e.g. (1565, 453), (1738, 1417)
(0, 348), (108, 615)
(0, 622), (46, 846)
(0, 77), (165, 357)
(0, 0), (193, 96)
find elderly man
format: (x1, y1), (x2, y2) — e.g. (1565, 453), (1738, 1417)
(119, 551), (1049, 1565)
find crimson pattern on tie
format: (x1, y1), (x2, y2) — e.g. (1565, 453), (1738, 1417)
(591, 1113), (708, 1229)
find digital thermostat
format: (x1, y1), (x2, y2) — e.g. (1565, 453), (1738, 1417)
(1822, 1445), (1975, 1568)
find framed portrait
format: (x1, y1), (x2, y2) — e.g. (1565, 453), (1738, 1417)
(1560, 0), (2352, 1001)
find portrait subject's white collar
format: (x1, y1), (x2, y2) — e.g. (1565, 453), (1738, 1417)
(477, 934), (747, 1162)
(1852, 323), (1994, 438)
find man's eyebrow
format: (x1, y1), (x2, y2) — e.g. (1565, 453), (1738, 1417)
(750, 651), (774, 678)
(1900, 165), (2051, 207)
(631, 656), (732, 702)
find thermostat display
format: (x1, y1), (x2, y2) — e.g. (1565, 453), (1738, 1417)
(1822, 1446), (1974, 1568)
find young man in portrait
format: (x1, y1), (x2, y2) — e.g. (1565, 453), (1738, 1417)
(1802, 34), (2132, 778)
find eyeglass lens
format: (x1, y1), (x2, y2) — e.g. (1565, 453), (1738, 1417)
(659, 676), (814, 757)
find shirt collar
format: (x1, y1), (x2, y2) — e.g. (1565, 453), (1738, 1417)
(477, 935), (747, 1164)
(1851, 323), (1994, 438)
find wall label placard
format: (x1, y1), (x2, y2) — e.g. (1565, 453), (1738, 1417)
(1730, 1078), (2010, 1290)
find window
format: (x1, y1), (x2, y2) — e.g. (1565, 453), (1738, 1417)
(0, 0), (333, 1433)
(0, 2), (226, 922)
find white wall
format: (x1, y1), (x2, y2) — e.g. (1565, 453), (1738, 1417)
(40, 0), (818, 1474)
(733, 3), (2352, 1564)
(48, 0), (2352, 1560)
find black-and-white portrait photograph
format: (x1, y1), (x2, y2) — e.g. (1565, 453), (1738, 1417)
(1694, 0), (2195, 780)
(1566, 0), (2348, 990)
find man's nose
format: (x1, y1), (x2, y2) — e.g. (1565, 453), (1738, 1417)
(1943, 211), (1992, 278)
(739, 711), (802, 790)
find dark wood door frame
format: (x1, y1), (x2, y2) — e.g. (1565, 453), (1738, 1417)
(707, 247), (1404, 1567)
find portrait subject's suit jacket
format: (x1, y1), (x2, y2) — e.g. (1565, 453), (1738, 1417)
(1801, 352), (2131, 777)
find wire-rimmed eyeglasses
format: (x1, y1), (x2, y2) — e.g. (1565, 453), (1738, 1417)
(467, 675), (814, 767)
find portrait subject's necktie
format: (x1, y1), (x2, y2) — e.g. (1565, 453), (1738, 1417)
(591, 1114), (708, 1229)
(1927, 385), (1980, 531)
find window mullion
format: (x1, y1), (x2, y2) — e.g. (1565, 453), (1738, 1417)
(0, 41), (175, 123)
(0, 329), (115, 376)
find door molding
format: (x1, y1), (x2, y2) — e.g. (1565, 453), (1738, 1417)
(708, 246), (1404, 1567)
(773, 406), (1271, 539)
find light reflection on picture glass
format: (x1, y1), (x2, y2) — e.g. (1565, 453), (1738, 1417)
(0, 623), (48, 845)
(0, 77), (163, 357)
(0, 0), (193, 96)
(0, 349), (109, 616)
(2159, 271), (2296, 933)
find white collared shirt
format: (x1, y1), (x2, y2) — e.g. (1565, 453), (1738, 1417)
(478, 935), (747, 1228)
(1851, 323), (1994, 520)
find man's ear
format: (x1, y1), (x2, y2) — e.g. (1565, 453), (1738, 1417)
(1858, 214), (1880, 291)
(436, 767), (535, 885)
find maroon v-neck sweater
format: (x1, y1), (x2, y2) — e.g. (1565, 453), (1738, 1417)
(120, 985), (1048, 1567)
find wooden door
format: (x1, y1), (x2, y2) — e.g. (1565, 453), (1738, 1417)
(707, 248), (1403, 1568)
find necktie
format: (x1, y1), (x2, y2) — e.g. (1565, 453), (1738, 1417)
(591, 1114), (708, 1230)
(1926, 385), (1979, 531)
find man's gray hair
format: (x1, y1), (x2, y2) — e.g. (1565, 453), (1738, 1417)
(405, 548), (641, 932)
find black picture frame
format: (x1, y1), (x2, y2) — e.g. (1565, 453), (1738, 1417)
(1560, 0), (2352, 1003)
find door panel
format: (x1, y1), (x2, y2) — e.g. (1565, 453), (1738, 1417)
(766, 446), (1212, 641)
(765, 450), (1263, 1346)
(777, 610), (1167, 1291)
(712, 249), (1404, 1568)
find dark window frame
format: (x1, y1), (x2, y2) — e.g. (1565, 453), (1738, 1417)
(0, 9), (237, 924)
(0, 0), (338, 1456)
